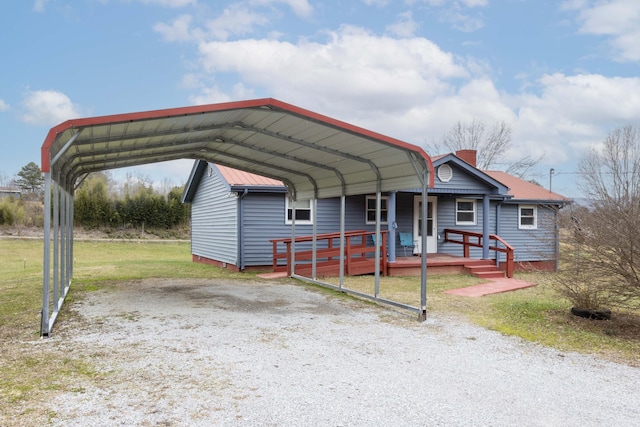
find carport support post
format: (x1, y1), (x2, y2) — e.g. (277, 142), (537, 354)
(339, 195), (345, 289)
(290, 199), (296, 276)
(59, 179), (66, 302)
(41, 172), (52, 336)
(52, 175), (59, 311)
(374, 191), (381, 298)
(312, 198), (317, 280)
(419, 170), (428, 321)
(67, 187), (74, 285)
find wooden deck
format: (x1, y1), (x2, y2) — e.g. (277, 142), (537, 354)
(387, 254), (505, 277)
(270, 230), (513, 279)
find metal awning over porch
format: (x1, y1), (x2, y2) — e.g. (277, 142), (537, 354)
(40, 98), (435, 336)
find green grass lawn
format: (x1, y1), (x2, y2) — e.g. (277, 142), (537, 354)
(1, 238), (638, 425)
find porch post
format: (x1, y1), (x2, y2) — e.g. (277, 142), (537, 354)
(482, 194), (490, 259)
(495, 202), (502, 268)
(388, 191), (396, 262)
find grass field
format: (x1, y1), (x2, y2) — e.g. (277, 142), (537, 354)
(1, 238), (638, 424)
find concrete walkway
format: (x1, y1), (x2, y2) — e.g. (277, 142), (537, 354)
(444, 277), (537, 297)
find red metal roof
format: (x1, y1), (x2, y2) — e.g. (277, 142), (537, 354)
(484, 170), (568, 202)
(216, 164), (283, 187)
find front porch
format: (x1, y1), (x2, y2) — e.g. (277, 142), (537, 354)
(388, 254), (508, 278)
(270, 229), (514, 279)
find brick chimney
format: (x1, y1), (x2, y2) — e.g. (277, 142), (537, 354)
(456, 149), (477, 167)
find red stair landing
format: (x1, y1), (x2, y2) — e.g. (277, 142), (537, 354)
(464, 260), (505, 279)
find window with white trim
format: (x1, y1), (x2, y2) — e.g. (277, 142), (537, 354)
(285, 196), (313, 224)
(365, 195), (388, 224)
(455, 199), (476, 225)
(519, 205), (537, 229)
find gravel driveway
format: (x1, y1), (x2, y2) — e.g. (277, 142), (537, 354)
(47, 278), (639, 426)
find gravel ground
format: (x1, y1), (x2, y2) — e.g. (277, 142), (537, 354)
(44, 278), (639, 426)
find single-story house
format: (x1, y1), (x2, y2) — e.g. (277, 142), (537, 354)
(0, 187), (21, 198)
(182, 150), (570, 275)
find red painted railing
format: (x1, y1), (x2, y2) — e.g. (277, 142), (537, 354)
(270, 230), (387, 277)
(443, 229), (514, 278)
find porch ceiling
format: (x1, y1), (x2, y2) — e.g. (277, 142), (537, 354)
(41, 98), (434, 200)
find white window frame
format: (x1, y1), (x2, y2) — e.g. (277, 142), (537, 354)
(518, 204), (537, 229)
(365, 195), (389, 225)
(455, 198), (476, 225)
(285, 196), (313, 225)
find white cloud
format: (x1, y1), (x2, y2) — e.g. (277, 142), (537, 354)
(0, 99), (9, 112)
(196, 25), (468, 118)
(439, 5), (485, 32)
(251, 0), (314, 18)
(363, 0), (389, 6)
(510, 73), (640, 164)
(154, 14), (198, 42)
(573, 0), (640, 61)
(20, 90), (84, 126)
(154, 5), (270, 42)
(33, 0), (49, 12)
(560, 0), (589, 11)
(138, 0), (197, 7)
(189, 83), (256, 105)
(204, 4), (270, 40)
(386, 11), (419, 37)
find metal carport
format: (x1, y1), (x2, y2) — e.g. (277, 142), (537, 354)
(40, 98), (434, 336)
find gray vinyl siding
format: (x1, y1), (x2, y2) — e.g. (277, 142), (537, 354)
(436, 197), (487, 258)
(190, 168), (238, 265)
(436, 163), (492, 192)
(241, 194), (375, 266)
(495, 204), (558, 262)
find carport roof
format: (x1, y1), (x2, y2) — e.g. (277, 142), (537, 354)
(41, 98), (433, 200)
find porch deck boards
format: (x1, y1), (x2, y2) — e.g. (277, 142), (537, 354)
(263, 254), (495, 278)
(387, 254), (495, 276)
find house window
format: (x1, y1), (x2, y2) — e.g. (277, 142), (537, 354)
(365, 195), (388, 224)
(455, 199), (476, 225)
(519, 205), (537, 229)
(285, 196), (313, 224)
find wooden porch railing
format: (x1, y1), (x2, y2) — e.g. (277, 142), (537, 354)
(443, 228), (514, 278)
(270, 230), (387, 277)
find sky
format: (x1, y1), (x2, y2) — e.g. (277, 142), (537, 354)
(1, 0), (639, 197)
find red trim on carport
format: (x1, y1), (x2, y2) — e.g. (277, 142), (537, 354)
(40, 98), (435, 187)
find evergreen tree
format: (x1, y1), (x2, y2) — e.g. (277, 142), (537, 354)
(15, 162), (44, 193)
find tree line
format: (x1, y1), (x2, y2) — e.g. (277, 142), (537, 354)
(0, 164), (189, 230)
(73, 173), (189, 230)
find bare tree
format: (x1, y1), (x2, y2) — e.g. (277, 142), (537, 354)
(0, 172), (13, 187)
(427, 119), (541, 178)
(557, 125), (640, 310)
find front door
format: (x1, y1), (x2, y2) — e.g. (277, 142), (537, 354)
(413, 196), (437, 254)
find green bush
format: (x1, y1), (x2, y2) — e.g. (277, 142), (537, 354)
(0, 200), (15, 225)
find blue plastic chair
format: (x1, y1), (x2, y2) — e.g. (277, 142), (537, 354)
(399, 232), (414, 256)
